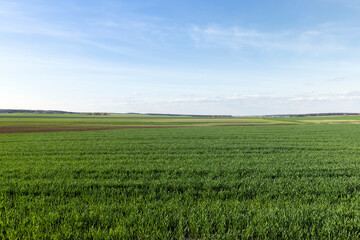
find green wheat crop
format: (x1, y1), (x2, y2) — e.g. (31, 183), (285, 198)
(2, 123), (360, 239)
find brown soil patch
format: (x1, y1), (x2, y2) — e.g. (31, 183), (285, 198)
(213, 123), (298, 127)
(0, 125), (185, 134)
(326, 121), (360, 124)
(0, 123), (298, 134)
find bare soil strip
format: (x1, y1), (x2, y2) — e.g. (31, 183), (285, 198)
(0, 123), (298, 134)
(326, 121), (360, 124)
(0, 125), (186, 134)
(214, 123), (297, 127)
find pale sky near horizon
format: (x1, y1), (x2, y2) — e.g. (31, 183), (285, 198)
(1, 0), (360, 115)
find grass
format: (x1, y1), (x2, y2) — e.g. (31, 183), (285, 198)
(2, 115), (360, 238)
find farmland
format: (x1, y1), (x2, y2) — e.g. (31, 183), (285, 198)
(2, 114), (360, 238)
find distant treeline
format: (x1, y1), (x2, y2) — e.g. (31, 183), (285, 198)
(0, 109), (109, 115)
(0, 109), (76, 114)
(81, 112), (110, 115)
(130, 112), (360, 118)
(127, 113), (233, 118)
(1, 109), (359, 118)
(262, 113), (360, 118)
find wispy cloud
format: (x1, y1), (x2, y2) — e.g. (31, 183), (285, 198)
(326, 76), (348, 82)
(167, 91), (360, 104)
(189, 24), (359, 56)
(0, 1), (175, 59)
(289, 91), (360, 101)
(102, 91), (360, 115)
(0, 2), (86, 38)
(190, 25), (271, 49)
(321, 0), (360, 9)
(2, 1), (360, 114)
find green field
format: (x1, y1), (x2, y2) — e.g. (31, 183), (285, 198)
(0, 113), (294, 127)
(2, 114), (360, 239)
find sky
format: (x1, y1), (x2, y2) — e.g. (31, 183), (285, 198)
(1, 0), (360, 115)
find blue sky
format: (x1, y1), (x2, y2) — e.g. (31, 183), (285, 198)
(1, 0), (360, 115)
